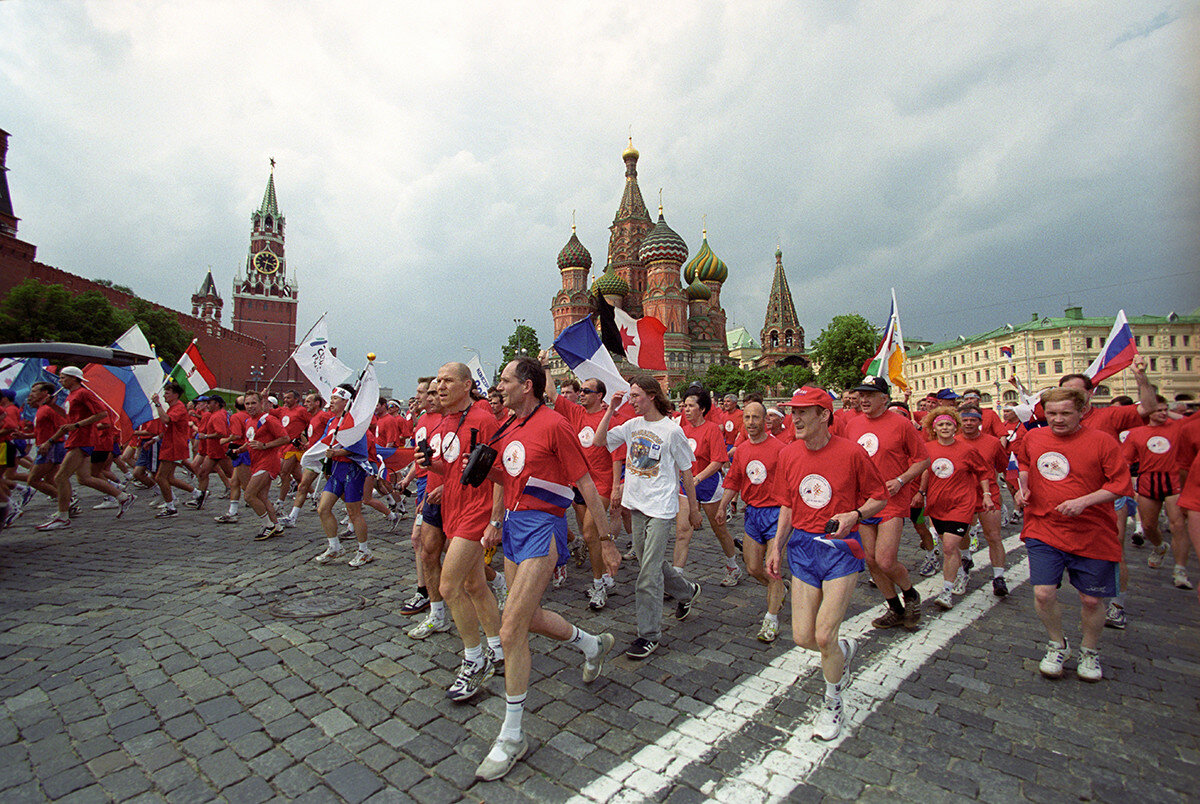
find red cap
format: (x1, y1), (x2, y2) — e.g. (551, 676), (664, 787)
(783, 386), (833, 412)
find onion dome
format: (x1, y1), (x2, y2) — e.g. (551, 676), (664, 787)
(557, 228), (592, 271)
(638, 209), (689, 264)
(685, 276), (711, 301)
(622, 137), (639, 161)
(683, 231), (729, 284)
(591, 265), (630, 297)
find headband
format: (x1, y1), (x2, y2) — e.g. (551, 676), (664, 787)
(933, 414), (957, 426)
(331, 387), (353, 401)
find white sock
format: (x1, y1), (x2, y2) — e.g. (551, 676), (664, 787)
(764, 612), (778, 626)
(464, 643), (484, 667)
(327, 537), (342, 551)
(568, 626), (600, 659)
(993, 566), (1005, 578)
(487, 635), (503, 661)
(430, 601), (446, 618)
(497, 693), (526, 744)
(824, 682), (841, 704)
(290, 506), (302, 520)
(726, 556), (739, 571)
(357, 541), (370, 554)
(230, 499), (240, 514)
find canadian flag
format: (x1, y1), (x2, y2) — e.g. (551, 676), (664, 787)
(598, 296), (667, 371)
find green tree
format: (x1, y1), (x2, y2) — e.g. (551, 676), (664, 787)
(809, 313), (879, 392)
(501, 324), (541, 367)
(94, 278), (136, 296)
(127, 298), (192, 364)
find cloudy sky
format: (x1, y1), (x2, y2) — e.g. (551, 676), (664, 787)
(2, 1), (1198, 391)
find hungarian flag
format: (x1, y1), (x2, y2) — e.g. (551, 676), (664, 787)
(1084, 310), (1138, 384)
(168, 340), (216, 399)
(596, 296), (667, 370)
(861, 288), (908, 391)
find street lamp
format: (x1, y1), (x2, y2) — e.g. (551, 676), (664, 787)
(249, 365), (264, 390)
(513, 318), (528, 356)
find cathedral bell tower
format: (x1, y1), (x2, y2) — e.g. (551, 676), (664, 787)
(231, 162), (301, 389)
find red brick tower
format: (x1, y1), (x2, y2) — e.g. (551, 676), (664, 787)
(607, 139), (654, 317)
(551, 224), (594, 339)
(191, 270), (223, 334)
(639, 205), (690, 383)
(231, 164), (301, 390)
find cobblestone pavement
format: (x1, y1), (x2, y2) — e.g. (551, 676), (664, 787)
(1, 487), (1197, 803)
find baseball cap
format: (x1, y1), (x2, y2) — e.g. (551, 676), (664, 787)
(783, 386), (834, 412)
(935, 388), (960, 400)
(852, 377), (890, 394)
(60, 366), (85, 380)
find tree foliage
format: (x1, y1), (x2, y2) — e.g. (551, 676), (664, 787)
(500, 324), (541, 368)
(0, 279), (194, 364)
(669, 362), (816, 399)
(809, 313), (879, 392)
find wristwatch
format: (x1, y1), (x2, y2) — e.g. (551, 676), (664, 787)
(490, 520), (503, 530)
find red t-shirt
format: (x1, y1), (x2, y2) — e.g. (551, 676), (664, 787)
(413, 411), (442, 486)
(496, 405), (589, 515)
(723, 435), (784, 508)
(392, 413), (414, 445)
(773, 435), (888, 532)
(434, 403), (499, 539)
(924, 439), (988, 522)
(373, 414), (401, 448)
(679, 417), (727, 478)
(34, 404), (67, 445)
(1173, 413), (1200, 511)
(278, 405), (310, 442)
(200, 410), (230, 460)
(720, 408), (744, 447)
(1123, 421), (1182, 496)
(246, 413), (287, 475)
(158, 400), (191, 462)
(306, 409), (333, 449)
(554, 398), (622, 498)
(962, 431), (1007, 508)
(1081, 404), (1146, 440)
(844, 411), (929, 518)
(228, 410), (251, 448)
(64, 386), (104, 450)
(1016, 427), (1132, 561)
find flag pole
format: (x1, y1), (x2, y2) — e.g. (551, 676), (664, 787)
(262, 311), (329, 397)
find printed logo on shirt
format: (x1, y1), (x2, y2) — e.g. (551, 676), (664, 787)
(1036, 451), (1070, 481)
(746, 459), (767, 485)
(578, 426), (595, 448)
(628, 430), (664, 478)
(307, 423), (315, 437)
(799, 473), (833, 509)
(687, 437), (697, 454)
(931, 458), (955, 479)
(441, 432), (461, 463)
(1119, 430), (1130, 442)
(415, 426), (427, 443)
(857, 432), (879, 457)
(429, 432), (444, 459)
(246, 426), (256, 441)
(1147, 436), (1171, 454)
(724, 420), (734, 432)
(503, 441), (526, 476)
(282, 415), (290, 427)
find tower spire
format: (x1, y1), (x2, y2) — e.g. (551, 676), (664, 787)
(259, 160), (279, 217)
(759, 248), (804, 365)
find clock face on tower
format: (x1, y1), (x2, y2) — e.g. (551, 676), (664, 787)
(253, 250), (279, 275)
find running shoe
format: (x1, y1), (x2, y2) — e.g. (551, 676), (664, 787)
(408, 612), (451, 639)
(872, 608), (905, 630)
(155, 507), (179, 519)
(486, 647), (505, 677)
(312, 547), (346, 565)
(19, 485), (36, 509)
(93, 499), (119, 510)
(491, 579), (508, 612)
(348, 550), (374, 567)
(552, 565), (567, 589)
(934, 589), (954, 610)
(676, 581), (701, 620)
(720, 565), (742, 587)
(812, 698), (843, 741)
(573, 539), (588, 568)
(1148, 543), (1169, 568)
(623, 547), (637, 561)
(446, 655), (493, 703)
(69, 497), (82, 518)
(961, 554), (974, 574)
(952, 567), (969, 596)
(474, 736), (528, 782)
(386, 513), (400, 532)
(213, 512), (239, 523)
(624, 637), (658, 660)
(1039, 639), (1071, 679)
(3, 506), (20, 529)
(756, 615), (778, 644)
(35, 515), (70, 531)
(582, 633), (615, 683)
(1130, 529), (1145, 547)
(902, 591), (922, 630)
(1076, 647), (1102, 682)
(992, 576), (1009, 597)
(280, 515), (297, 529)
(1104, 602), (1127, 630)
(254, 524), (285, 541)
(836, 637), (857, 692)
(1173, 566), (1194, 590)
(587, 584), (608, 611)
(184, 491), (207, 510)
(917, 551), (940, 577)
(400, 589), (431, 615)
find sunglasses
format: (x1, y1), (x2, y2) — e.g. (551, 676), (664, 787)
(580, 388), (601, 395)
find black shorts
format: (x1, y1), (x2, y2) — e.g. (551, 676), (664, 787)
(909, 506), (924, 524)
(1137, 472), (1177, 502)
(90, 450), (111, 465)
(930, 518), (970, 537)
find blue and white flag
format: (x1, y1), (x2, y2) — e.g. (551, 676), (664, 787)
(553, 316), (629, 406)
(112, 324), (166, 427)
(292, 314), (352, 397)
(465, 355), (490, 397)
(300, 360), (377, 474)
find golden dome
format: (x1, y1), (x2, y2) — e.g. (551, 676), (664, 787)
(622, 136), (639, 160)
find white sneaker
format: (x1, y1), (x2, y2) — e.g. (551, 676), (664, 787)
(408, 612), (452, 639)
(1076, 647), (1102, 682)
(1173, 566), (1194, 590)
(491, 580), (508, 612)
(952, 567), (969, 595)
(1148, 543), (1169, 569)
(812, 698), (843, 741)
(348, 550), (374, 567)
(92, 499), (119, 510)
(581, 633), (615, 683)
(280, 515), (297, 529)
(935, 589), (954, 609)
(474, 735), (528, 781)
(35, 515), (70, 531)
(917, 551), (941, 577)
(1039, 640), (1071, 679)
(837, 637), (857, 692)
(312, 547), (346, 565)
(552, 565), (567, 588)
(587, 584), (608, 611)
(720, 565), (742, 587)
(756, 615), (778, 643)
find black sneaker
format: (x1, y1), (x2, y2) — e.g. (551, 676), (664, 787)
(400, 590), (431, 615)
(184, 491), (207, 510)
(1131, 531), (1145, 547)
(961, 554), (974, 573)
(992, 576), (1009, 597)
(675, 582), (700, 621)
(624, 637), (658, 660)
(486, 647), (505, 677)
(155, 507), (179, 519)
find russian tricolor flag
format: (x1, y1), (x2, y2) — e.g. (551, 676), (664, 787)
(814, 534), (867, 560)
(1084, 310), (1138, 384)
(999, 345), (1013, 360)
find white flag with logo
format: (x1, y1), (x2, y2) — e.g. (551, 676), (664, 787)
(300, 361), (379, 472)
(292, 315), (352, 397)
(466, 355), (490, 397)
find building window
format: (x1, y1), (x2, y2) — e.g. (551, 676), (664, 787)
(1147, 335), (1155, 347)
(1183, 335), (1190, 346)
(1035, 340), (1044, 351)
(770, 331), (779, 348)
(1150, 357), (1158, 371)
(1171, 357), (1179, 371)
(983, 349), (989, 359)
(975, 370), (981, 381)
(1094, 386), (1110, 397)
(1053, 360), (1063, 373)
(1170, 335), (1177, 347)
(1187, 357), (1193, 371)
(985, 369), (990, 380)
(1051, 338), (1061, 350)
(974, 351), (979, 361)
(1134, 335), (1140, 347)
(1000, 366), (1006, 378)
(952, 355), (957, 366)
(1003, 390), (1018, 403)
(1037, 362), (1046, 375)
(1086, 337), (1093, 349)
(785, 331), (793, 347)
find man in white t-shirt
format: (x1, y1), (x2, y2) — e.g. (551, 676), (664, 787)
(597, 376), (702, 660)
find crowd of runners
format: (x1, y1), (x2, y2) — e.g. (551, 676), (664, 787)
(1, 351), (1197, 781)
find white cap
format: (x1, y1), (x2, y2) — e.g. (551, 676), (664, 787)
(60, 366), (85, 380)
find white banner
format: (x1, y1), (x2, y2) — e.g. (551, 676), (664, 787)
(466, 355), (490, 397)
(292, 315), (352, 397)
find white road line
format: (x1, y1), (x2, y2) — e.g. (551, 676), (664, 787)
(705, 544), (1032, 803)
(567, 535), (1026, 804)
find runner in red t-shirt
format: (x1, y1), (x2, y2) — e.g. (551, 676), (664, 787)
(765, 387), (888, 742)
(18, 381), (66, 517)
(719, 395), (745, 450)
(148, 382), (198, 517)
(280, 391), (332, 528)
(918, 408), (990, 611)
(959, 408), (1011, 595)
(236, 390), (290, 540)
(35, 367), (134, 530)
(415, 363), (502, 702)
(1123, 395), (1189, 584)
(844, 377), (930, 630)
(1015, 387), (1133, 682)
(675, 387), (741, 584)
(213, 397), (254, 523)
(274, 391), (311, 509)
(1173, 411), (1200, 598)
(717, 398), (786, 642)
(190, 397), (233, 511)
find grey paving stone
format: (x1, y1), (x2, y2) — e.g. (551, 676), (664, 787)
(324, 763), (385, 804)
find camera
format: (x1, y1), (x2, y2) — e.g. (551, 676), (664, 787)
(417, 438), (432, 467)
(823, 518), (840, 534)
(461, 443), (498, 488)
